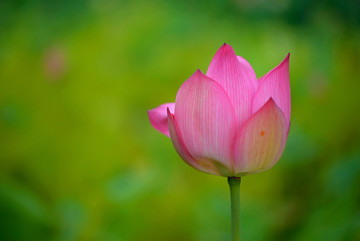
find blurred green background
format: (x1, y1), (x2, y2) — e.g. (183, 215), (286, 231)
(1, 0), (360, 240)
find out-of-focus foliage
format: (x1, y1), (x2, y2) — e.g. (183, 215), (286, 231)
(0, 0), (359, 240)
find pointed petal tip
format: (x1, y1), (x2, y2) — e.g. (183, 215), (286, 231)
(194, 68), (203, 74)
(283, 52), (290, 63)
(263, 97), (283, 113)
(215, 43), (235, 55)
(267, 53), (290, 74)
(190, 69), (212, 82)
(267, 97), (275, 105)
(219, 43), (234, 52)
(282, 52), (290, 63)
(260, 52), (290, 83)
(280, 52), (290, 63)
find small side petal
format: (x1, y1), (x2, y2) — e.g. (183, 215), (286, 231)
(167, 109), (220, 176)
(175, 69), (236, 176)
(148, 103), (175, 137)
(234, 98), (288, 176)
(252, 53), (291, 126)
(206, 44), (256, 128)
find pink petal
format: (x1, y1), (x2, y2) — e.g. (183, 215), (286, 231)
(206, 44), (257, 128)
(167, 109), (220, 176)
(148, 103), (175, 137)
(237, 56), (258, 90)
(252, 53), (291, 126)
(175, 69), (236, 176)
(234, 98), (288, 176)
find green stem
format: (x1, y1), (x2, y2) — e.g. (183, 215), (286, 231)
(228, 177), (241, 241)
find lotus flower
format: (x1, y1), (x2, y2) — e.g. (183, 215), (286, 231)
(148, 44), (290, 177)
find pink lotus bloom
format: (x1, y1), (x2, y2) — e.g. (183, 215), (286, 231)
(148, 44), (290, 177)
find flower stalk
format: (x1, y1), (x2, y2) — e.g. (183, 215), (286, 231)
(228, 177), (241, 241)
